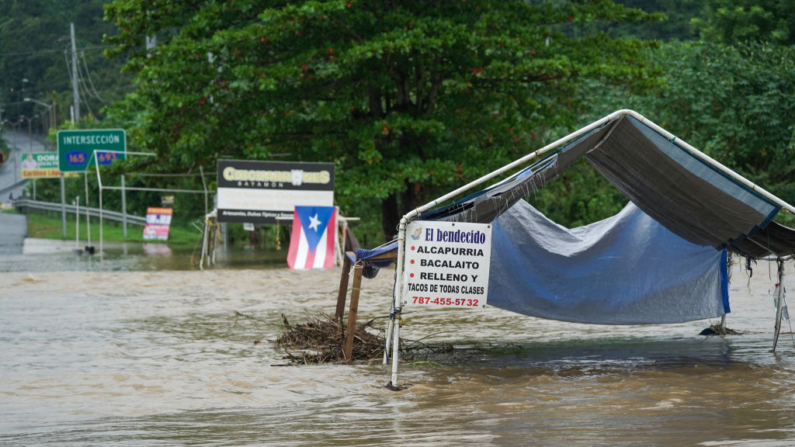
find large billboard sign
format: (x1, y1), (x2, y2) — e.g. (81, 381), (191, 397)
(57, 129), (126, 172)
(216, 160), (335, 223)
(20, 152), (78, 178)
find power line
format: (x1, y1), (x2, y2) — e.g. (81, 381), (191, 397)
(128, 172), (218, 177)
(0, 45), (112, 58)
(80, 51), (105, 103)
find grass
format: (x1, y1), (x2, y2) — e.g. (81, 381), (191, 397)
(3, 208), (203, 248)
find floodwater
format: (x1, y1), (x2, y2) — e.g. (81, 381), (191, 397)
(1, 247), (795, 446)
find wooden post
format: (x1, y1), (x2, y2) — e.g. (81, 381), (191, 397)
(343, 262), (364, 361)
(335, 254), (353, 321)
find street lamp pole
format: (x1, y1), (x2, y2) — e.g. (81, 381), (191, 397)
(24, 98), (54, 149)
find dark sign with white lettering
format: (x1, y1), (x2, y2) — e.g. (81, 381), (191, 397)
(216, 160), (335, 223)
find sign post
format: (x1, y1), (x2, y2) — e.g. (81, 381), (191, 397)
(401, 220), (492, 309)
(60, 173), (66, 237)
(121, 175), (127, 238)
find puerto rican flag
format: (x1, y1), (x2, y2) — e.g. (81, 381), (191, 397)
(287, 206), (337, 269)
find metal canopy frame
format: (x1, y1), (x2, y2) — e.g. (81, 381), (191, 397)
(384, 109), (795, 389)
(93, 150), (210, 256)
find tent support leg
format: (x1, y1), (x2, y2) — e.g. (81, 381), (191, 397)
(389, 310), (401, 388)
(389, 217), (407, 389)
(719, 315), (726, 334)
(199, 219), (209, 271)
(773, 259), (786, 352)
(336, 256), (352, 321)
(383, 313), (394, 365)
(343, 262), (363, 361)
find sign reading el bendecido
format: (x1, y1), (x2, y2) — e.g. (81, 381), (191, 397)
(20, 152), (78, 178)
(402, 220), (492, 309)
(57, 129), (126, 172)
(216, 160), (334, 224)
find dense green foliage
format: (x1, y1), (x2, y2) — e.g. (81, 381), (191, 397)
(0, 0), (134, 125)
(695, 0), (795, 45)
(531, 1), (795, 228)
(103, 0), (659, 241)
(611, 0), (706, 41)
(637, 42), (795, 224)
(6, 0), (795, 246)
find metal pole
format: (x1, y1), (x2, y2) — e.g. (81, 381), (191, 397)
(60, 173), (66, 237)
(99, 186), (103, 256)
(200, 219), (209, 271)
(121, 175), (127, 238)
(27, 118), (31, 152)
(32, 179), (36, 200)
(773, 259), (786, 352)
(389, 218), (407, 388)
(390, 307), (401, 389)
(14, 136), (18, 184)
(85, 172), (91, 249)
(70, 23), (80, 122)
(383, 313), (394, 365)
(75, 196), (80, 249)
(200, 166), (208, 217)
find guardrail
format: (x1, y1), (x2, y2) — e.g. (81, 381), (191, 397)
(13, 198), (146, 226)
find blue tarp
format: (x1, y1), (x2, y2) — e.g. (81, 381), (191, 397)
(357, 241), (397, 267)
(487, 200), (729, 324)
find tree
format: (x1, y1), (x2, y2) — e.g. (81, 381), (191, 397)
(694, 0), (795, 45)
(0, 0), (134, 123)
(611, 0), (706, 41)
(105, 0), (660, 241)
(584, 41), (795, 224)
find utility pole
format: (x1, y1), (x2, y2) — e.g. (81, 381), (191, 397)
(70, 23), (80, 122)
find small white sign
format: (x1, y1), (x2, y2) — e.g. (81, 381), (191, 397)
(243, 222), (255, 231)
(402, 220), (492, 309)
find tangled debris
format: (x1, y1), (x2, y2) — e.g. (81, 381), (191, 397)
(276, 313), (387, 364)
(699, 323), (745, 336)
(275, 313), (455, 365)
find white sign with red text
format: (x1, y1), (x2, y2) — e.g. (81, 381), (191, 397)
(402, 220), (491, 309)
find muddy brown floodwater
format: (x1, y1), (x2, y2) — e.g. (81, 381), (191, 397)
(1, 251), (795, 446)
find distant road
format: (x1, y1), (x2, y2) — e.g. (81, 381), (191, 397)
(0, 212), (26, 255)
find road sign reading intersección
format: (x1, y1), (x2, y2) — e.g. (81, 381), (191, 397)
(57, 129), (127, 172)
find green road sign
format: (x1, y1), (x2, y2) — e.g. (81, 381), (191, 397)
(57, 129), (126, 172)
